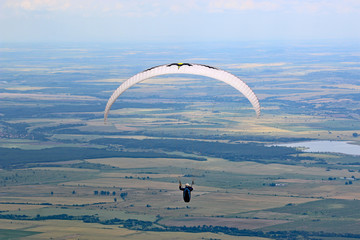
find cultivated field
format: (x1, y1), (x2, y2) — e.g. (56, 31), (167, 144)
(1, 42), (360, 239)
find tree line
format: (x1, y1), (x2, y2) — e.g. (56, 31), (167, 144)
(0, 146), (203, 169)
(91, 137), (303, 164)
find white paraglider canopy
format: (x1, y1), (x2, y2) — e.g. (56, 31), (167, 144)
(104, 63), (260, 122)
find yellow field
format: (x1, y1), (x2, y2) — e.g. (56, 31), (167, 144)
(87, 157), (360, 178)
(0, 204), (43, 211)
(0, 219), (271, 240)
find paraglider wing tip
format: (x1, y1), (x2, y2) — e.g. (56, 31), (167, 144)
(104, 113), (108, 124)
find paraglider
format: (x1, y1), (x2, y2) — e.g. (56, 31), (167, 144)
(179, 179), (194, 203)
(104, 63), (260, 122)
(104, 63), (261, 203)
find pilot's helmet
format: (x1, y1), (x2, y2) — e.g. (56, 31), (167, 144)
(185, 183), (190, 187)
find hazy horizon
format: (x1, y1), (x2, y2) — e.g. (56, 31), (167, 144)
(1, 0), (360, 43)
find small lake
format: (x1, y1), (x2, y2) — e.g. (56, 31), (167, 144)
(274, 141), (360, 156)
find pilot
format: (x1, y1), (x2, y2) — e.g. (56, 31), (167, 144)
(179, 180), (194, 202)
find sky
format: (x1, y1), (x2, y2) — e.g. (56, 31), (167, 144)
(1, 0), (360, 43)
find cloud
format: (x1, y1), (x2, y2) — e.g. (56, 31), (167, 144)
(5, 0), (72, 11)
(1, 0), (359, 42)
(169, 1), (201, 13)
(2, 0), (184, 18)
(2, 0), (360, 16)
(227, 62), (288, 69)
(207, 0), (360, 14)
(3, 0), (124, 16)
(207, 0), (279, 12)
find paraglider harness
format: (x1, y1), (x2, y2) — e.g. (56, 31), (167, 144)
(179, 180), (194, 203)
